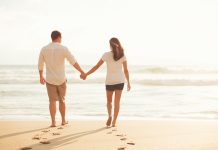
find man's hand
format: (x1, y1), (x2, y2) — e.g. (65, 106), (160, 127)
(127, 83), (131, 91)
(40, 76), (46, 85)
(80, 72), (87, 80)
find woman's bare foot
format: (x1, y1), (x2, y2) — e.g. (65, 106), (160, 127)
(106, 117), (112, 126)
(61, 121), (68, 126)
(112, 120), (116, 127)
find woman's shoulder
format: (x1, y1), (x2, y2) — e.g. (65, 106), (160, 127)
(118, 55), (127, 62)
(102, 51), (112, 61)
(102, 51), (112, 57)
(103, 51), (112, 55)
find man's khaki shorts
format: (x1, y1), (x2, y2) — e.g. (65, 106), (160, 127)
(46, 81), (66, 102)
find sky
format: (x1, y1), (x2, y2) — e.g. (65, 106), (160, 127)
(0, 0), (217, 66)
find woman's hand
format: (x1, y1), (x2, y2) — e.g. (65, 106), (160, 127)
(127, 83), (131, 91)
(80, 72), (87, 80)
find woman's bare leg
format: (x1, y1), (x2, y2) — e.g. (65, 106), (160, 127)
(112, 90), (122, 127)
(106, 90), (113, 126)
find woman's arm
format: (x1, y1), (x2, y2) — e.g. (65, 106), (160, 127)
(123, 61), (131, 91)
(85, 59), (104, 77)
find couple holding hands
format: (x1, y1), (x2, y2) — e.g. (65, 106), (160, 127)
(38, 30), (131, 127)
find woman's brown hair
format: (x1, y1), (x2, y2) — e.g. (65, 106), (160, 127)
(109, 37), (124, 61)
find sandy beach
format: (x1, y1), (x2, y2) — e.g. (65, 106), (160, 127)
(0, 120), (218, 150)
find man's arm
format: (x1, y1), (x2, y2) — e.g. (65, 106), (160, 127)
(39, 70), (45, 85)
(65, 48), (85, 78)
(73, 62), (85, 74)
(38, 50), (45, 85)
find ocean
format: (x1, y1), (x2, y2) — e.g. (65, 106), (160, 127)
(1, 65), (218, 120)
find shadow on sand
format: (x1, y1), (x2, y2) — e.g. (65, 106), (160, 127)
(0, 127), (50, 139)
(21, 127), (107, 150)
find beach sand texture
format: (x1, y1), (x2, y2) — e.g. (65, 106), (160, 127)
(1, 120), (218, 150)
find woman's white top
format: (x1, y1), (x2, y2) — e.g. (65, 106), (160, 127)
(101, 51), (126, 85)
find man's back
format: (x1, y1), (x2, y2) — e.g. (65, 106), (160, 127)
(38, 42), (76, 85)
(38, 30), (85, 127)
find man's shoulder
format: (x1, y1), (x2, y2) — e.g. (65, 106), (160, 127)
(56, 44), (69, 52)
(55, 43), (67, 48)
(41, 43), (51, 51)
(41, 43), (68, 51)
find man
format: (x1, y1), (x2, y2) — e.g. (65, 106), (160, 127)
(38, 30), (85, 127)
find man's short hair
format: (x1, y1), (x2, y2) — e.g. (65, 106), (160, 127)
(51, 30), (61, 41)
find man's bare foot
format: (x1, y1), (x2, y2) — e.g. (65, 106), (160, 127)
(61, 121), (68, 126)
(50, 124), (56, 127)
(50, 121), (56, 127)
(106, 117), (112, 126)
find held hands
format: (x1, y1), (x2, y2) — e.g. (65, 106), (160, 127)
(80, 72), (87, 80)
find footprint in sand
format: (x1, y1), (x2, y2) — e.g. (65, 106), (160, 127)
(40, 140), (51, 144)
(32, 134), (41, 140)
(52, 132), (60, 136)
(21, 147), (32, 150)
(127, 142), (135, 145)
(107, 131), (113, 134)
(116, 134), (126, 137)
(120, 138), (127, 141)
(41, 129), (50, 133)
(57, 127), (64, 130)
(118, 147), (126, 150)
(107, 129), (135, 149)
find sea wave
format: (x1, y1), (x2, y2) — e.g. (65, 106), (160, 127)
(1, 78), (218, 86)
(1, 65), (218, 86)
(133, 66), (218, 74)
(2, 65), (218, 74)
(134, 79), (218, 86)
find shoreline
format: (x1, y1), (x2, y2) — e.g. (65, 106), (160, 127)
(1, 118), (218, 122)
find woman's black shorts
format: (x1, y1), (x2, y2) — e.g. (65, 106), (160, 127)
(106, 83), (124, 91)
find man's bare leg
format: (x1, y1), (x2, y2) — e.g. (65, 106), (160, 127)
(49, 101), (56, 127)
(59, 100), (67, 125)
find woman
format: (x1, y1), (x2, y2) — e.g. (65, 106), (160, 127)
(82, 37), (131, 127)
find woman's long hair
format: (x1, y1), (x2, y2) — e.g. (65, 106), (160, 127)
(109, 37), (124, 61)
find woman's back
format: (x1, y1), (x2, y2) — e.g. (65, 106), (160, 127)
(102, 51), (126, 85)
